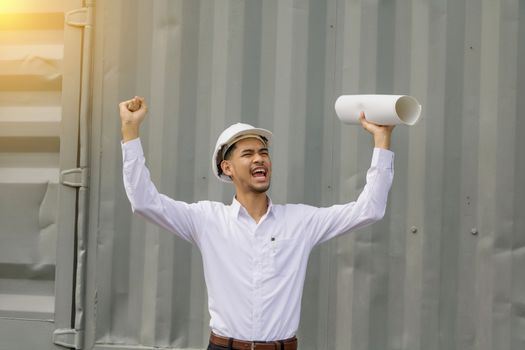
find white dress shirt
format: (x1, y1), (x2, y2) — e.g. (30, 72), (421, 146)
(122, 138), (394, 341)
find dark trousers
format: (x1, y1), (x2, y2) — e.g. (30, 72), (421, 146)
(207, 343), (229, 350)
(207, 341), (290, 350)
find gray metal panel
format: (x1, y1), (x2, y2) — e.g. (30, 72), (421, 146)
(0, 0), (64, 320)
(87, 0), (525, 349)
(0, 0), (86, 349)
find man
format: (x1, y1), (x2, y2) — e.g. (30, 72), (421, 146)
(119, 96), (395, 350)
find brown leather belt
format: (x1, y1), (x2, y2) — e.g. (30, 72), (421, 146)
(210, 332), (298, 350)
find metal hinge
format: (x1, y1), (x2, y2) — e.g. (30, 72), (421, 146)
(60, 167), (89, 188)
(65, 7), (89, 27)
(53, 328), (83, 349)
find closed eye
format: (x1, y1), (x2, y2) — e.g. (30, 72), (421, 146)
(239, 147), (269, 157)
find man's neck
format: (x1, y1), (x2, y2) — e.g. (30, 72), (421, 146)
(235, 192), (269, 224)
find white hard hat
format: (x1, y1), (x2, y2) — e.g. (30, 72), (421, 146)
(212, 123), (272, 182)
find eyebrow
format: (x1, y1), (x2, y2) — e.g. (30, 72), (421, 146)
(239, 147), (269, 154)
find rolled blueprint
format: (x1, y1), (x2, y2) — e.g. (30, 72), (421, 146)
(334, 94), (422, 126)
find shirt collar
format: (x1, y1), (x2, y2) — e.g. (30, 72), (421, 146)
(230, 196), (274, 219)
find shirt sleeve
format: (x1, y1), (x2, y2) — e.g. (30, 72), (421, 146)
(308, 148), (394, 246)
(121, 138), (200, 244)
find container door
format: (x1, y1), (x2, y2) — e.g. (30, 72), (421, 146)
(0, 0), (89, 349)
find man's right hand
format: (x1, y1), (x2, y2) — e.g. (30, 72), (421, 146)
(119, 96), (148, 142)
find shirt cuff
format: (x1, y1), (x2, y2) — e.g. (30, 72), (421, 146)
(371, 148), (394, 170)
(121, 138), (144, 162)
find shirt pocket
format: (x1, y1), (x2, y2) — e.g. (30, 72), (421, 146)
(268, 236), (304, 277)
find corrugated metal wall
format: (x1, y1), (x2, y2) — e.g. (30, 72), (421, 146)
(87, 0), (525, 349)
(0, 0), (64, 319)
(0, 0), (87, 349)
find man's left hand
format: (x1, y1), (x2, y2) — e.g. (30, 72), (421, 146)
(359, 111), (395, 150)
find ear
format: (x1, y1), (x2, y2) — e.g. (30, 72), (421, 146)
(221, 160), (233, 177)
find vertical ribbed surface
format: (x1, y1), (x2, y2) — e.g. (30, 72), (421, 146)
(89, 1), (525, 349)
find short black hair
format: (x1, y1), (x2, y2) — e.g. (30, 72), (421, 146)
(223, 144), (237, 161)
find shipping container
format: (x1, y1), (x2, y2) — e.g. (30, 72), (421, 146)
(1, 1), (524, 350)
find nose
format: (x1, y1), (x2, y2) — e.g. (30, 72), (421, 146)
(253, 153), (265, 164)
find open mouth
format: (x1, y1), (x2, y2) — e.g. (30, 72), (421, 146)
(251, 167), (267, 179)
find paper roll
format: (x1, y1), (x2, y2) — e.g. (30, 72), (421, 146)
(334, 94), (422, 126)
